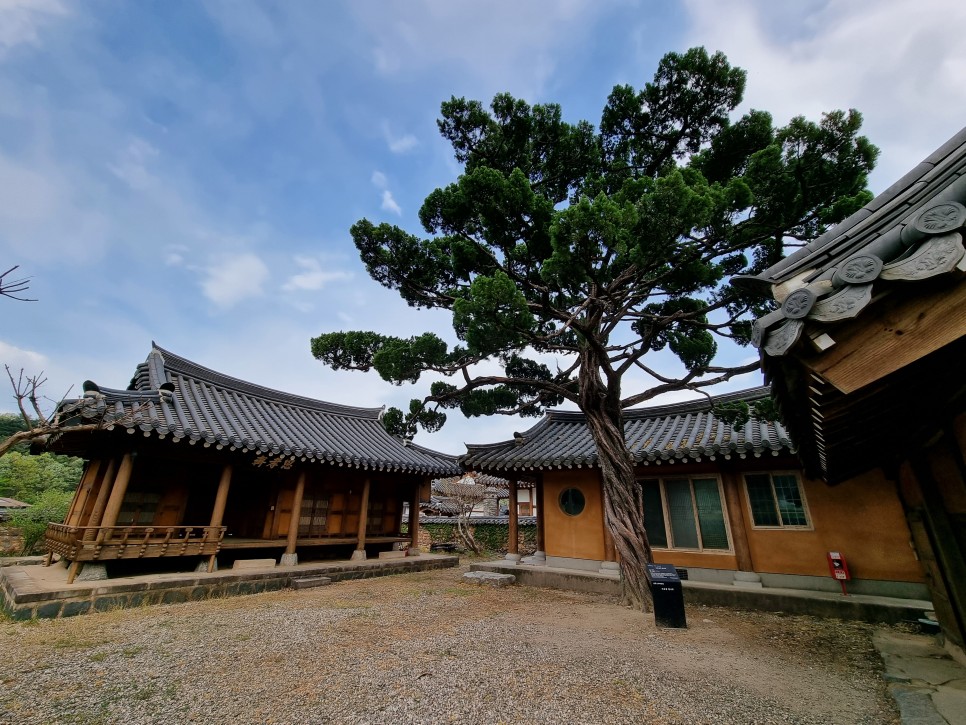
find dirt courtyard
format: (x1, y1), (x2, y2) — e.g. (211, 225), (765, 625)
(0, 564), (900, 724)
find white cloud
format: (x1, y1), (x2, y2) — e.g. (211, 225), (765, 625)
(353, 0), (598, 98)
(0, 339), (47, 371)
(0, 0), (68, 56)
(382, 122), (418, 154)
(282, 255), (351, 292)
(681, 0), (966, 189)
(381, 190), (402, 215)
(108, 138), (160, 191)
(201, 253), (270, 309)
(370, 170), (388, 188)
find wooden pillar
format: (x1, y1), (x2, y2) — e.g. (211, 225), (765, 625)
(65, 459), (101, 528)
(535, 472), (545, 554)
(408, 479), (421, 553)
(507, 479), (519, 557)
(913, 455), (966, 646)
(99, 453), (135, 531)
(82, 458), (117, 541)
(283, 471), (307, 562)
(207, 464), (233, 573)
(352, 477), (371, 560)
(721, 469), (754, 572)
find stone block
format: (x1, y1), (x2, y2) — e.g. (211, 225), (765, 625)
(462, 571), (515, 587)
(292, 576), (332, 590)
(60, 600), (92, 618)
(76, 563), (108, 582)
(232, 558), (276, 570)
(35, 601), (63, 619)
(377, 551), (406, 560)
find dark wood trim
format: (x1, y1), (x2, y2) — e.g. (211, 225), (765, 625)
(507, 479), (519, 555)
(284, 471), (306, 556)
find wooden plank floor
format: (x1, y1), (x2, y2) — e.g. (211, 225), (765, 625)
(220, 536), (408, 550)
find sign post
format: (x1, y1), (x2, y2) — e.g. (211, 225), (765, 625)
(827, 551), (851, 596)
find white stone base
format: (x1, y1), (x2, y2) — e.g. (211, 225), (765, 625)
(350, 549), (367, 562)
(599, 561), (621, 576)
(278, 553), (298, 567)
(733, 570), (764, 589)
(76, 563), (108, 582)
(505, 553), (522, 565)
(521, 550), (546, 566)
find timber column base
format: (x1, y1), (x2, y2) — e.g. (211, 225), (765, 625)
(76, 563), (108, 582)
(521, 551), (546, 566)
(733, 571), (764, 589)
(279, 553), (298, 567)
(350, 550), (367, 562)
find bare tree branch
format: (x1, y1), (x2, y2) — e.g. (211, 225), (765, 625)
(0, 266), (36, 302)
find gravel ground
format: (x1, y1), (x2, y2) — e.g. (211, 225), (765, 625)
(0, 564), (900, 724)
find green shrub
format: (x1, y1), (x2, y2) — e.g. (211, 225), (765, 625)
(7, 489), (73, 555)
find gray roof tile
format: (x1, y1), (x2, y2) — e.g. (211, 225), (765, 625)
(461, 387), (793, 472)
(72, 345), (459, 476)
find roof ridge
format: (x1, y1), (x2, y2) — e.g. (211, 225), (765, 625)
(464, 385), (771, 455)
(151, 344), (386, 420)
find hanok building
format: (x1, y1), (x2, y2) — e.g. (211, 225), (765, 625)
(40, 345), (459, 583)
(462, 388), (927, 598)
(738, 126), (966, 654)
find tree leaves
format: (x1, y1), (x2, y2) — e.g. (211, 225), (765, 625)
(314, 46), (877, 439)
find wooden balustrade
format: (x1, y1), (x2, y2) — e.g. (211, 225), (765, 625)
(44, 523), (226, 562)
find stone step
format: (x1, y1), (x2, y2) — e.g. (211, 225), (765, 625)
(463, 571), (515, 587)
(231, 558), (277, 570)
(377, 550), (406, 560)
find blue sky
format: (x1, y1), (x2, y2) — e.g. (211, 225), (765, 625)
(2, 0), (965, 455)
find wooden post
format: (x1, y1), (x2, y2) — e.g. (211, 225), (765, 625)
(83, 458), (117, 541)
(352, 477), (371, 560)
(207, 464), (233, 573)
(65, 459), (101, 528)
(282, 470), (307, 565)
(507, 479), (519, 558)
(408, 480), (421, 554)
(98, 453), (135, 532)
(721, 469), (754, 572)
(535, 471), (546, 556)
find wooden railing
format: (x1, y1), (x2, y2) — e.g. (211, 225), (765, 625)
(45, 523), (226, 562)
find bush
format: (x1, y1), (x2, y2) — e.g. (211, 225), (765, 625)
(7, 489), (73, 555)
(421, 520), (536, 556)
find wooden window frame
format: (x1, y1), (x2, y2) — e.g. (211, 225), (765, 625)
(638, 475), (733, 553)
(742, 471), (813, 530)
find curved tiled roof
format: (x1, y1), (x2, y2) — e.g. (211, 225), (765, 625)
(72, 344), (459, 476)
(461, 387), (793, 472)
(737, 126), (966, 359)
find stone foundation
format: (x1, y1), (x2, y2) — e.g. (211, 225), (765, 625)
(0, 555), (459, 620)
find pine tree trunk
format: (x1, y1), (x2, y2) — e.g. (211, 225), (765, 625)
(578, 344), (655, 611)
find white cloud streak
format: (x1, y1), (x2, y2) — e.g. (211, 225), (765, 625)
(380, 190), (402, 215)
(282, 255), (351, 292)
(0, 0), (68, 56)
(201, 253), (270, 309)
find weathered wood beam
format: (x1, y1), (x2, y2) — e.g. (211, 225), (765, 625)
(98, 453), (135, 535)
(408, 480), (421, 552)
(720, 468), (754, 572)
(507, 479), (519, 556)
(283, 471), (307, 561)
(353, 477), (371, 560)
(207, 464), (233, 573)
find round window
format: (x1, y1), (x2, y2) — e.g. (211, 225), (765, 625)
(558, 487), (586, 516)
